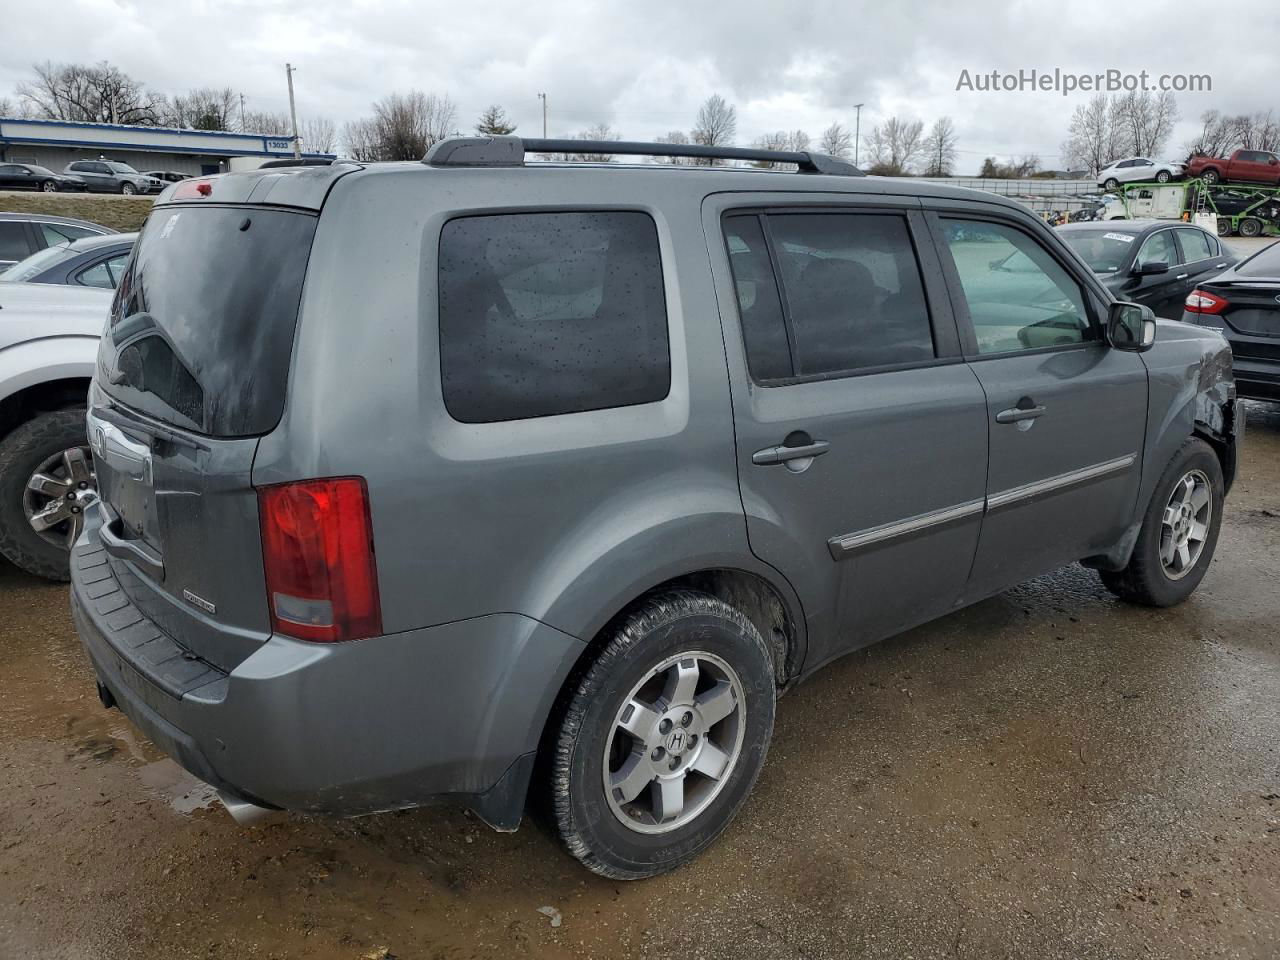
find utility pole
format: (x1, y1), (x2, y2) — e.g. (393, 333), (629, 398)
(285, 63), (301, 158)
(537, 92), (547, 138)
(239, 92), (246, 132)
(853, 102), (864, 168)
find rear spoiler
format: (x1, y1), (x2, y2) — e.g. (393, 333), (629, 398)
(153, 161), (361, 212)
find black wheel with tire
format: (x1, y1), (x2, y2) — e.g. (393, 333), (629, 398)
(1099, 438), (1223, 607)
(1217, 217), (1234, 237)
(1201, 168), (1220, 185)
(1238, 217), (1263, 238)
(120, 182), (136, 195)
(1104, 177), (1120, 191)
(41, 179), (58, 193)
(0, 408), (96, 581)
(551, 591), (776, 879)
(1156, 170), (1171, 183)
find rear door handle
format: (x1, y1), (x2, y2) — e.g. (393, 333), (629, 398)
(752, 440), (830, 465)
(995, 404), (1046, 424)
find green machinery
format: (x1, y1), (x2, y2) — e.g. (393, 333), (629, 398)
(1116, 178), (1280, 238)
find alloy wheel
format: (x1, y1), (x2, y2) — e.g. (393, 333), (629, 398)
(603, 651), (746, 834)
(24, 446), (97, 550)
(1160, 469), (1211, 580)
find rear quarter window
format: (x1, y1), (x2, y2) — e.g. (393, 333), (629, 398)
(438, 211), (671, 423)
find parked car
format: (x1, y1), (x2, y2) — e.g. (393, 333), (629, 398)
(0, 162), (88, 193)
(70, 138), (1240, 881)
(1057, 220), (1236, 319)
(1098, 157), (1184, 190)
(0, 212), (116, 269)
(142, 170), (190, 183)
(0, 233), (137, 288)
(0, 282), (113, 579)
(1183, 239), (1280, 401)
(62, 160), (165, 195)
(1186, 149), (1280, 186)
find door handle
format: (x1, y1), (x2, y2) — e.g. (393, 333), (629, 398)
(995, 404), (1046, 424)
(1215, 263), (1227, 268)
(752, 439), (830, 466)
(1175, 273), (1189, 280)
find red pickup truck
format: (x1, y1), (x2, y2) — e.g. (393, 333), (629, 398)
(1186, 149), (1280, 186)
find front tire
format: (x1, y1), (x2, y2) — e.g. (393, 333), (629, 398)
(1201, 169), (1220, 185)
(0, 408), (96, 581)
(551, 591), (776, 879)
(120, 182), (136, 195)
(1099, 438), (1223, 607)
(1156, 170), (1171, 183)
(41, 179), (58, 192)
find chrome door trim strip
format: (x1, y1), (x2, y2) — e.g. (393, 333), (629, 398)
(827, 498), (986, 559)
(826, 453), (1138, 560)
(985, 454), (1137, 512)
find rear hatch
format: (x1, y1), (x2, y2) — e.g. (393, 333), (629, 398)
(89, 201), (318, 672)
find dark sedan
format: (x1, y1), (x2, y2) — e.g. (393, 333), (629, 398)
(1183, 239), (1280, 402)
(1057, 220), (1236, 319)
(0, 232), (136, 289)
(0, 162), (88, 192)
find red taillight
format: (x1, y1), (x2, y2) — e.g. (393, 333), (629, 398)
(173, 179), (213, 199)
(258, 477), (382, 643)
(1185, 289), (1229, 314)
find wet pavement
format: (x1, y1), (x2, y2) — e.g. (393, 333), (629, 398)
(2, 405), (1279, 960)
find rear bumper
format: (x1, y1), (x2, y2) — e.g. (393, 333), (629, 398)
(70, 524), (583, 828)
(1232, 357), (1280, 402)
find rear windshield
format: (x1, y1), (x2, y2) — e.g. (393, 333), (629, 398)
(100, 205), (317, 437)
(1060, 229), (1138, 274)
(0, 244), (76, 282)
(1236, 240), (1280, 278)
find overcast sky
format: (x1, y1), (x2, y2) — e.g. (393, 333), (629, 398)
(2, 0), (1276, 171)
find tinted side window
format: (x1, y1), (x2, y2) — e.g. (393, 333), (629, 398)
(438, 211), (670, 423)
(1177, 228), (1214, 262)
(940, 219), (1094, 355)
(767, 213), (934, 376)
(0, 222), (31, 261)
(723, 215), (791, 381)
(41, 223), (96, 246)
(1137, 230), (1179, 267)
(76, 261), (116, 288)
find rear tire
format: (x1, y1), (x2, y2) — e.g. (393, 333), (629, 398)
(1216, 218), (1234, 237)
(1104, 178), (1120, 191)
(0, 408), (93, 581)
(1238, 218), (1263, 238)
(551, 591), (775, 879)
(1099, 438), (1223, 607)
(1156, 170), (1171, 183)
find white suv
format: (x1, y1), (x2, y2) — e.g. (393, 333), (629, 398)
(1098, 157), (1183, 190)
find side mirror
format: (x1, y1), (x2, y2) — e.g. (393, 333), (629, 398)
(1107, 301), (1157, 352)
(1134, 259), (1169, 276)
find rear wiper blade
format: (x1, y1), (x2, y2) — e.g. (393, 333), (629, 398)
(110, 310), (157, 346)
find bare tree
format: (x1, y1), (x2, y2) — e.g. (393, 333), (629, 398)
(1112, 90), (1179, 157)
(691, 94), (737, 164)
(921, 117), (959, 176)
(977, 155), (1040, 179)
(170, 87), (237, 131)
(751, 130), (811, 168)
(1231, 111), (1280, 152)
(240, 110), (292, 135)
(651, 129), (691, 164)
(341, 118), (381, 161)
(1062, 94), (1114, 174)
(300, 116), (337, 153)
(475, 104), (516, 136)
(555, 122), (622, 162)
(1186, 110), (1234, 158)
(819, 122), (853, 159)
(865, 116), (925, 175)
(355, 91), (459, 160)
(18, 61), (168, 125)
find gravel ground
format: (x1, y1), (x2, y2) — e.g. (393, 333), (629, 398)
(1, 404), (1278, 960)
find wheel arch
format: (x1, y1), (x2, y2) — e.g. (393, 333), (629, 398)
(0, 373), (93, 442)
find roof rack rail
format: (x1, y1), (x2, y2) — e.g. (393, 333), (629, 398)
(423, 135), (863, 176)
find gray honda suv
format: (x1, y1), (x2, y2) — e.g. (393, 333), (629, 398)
(70, 137), (1241, 880)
